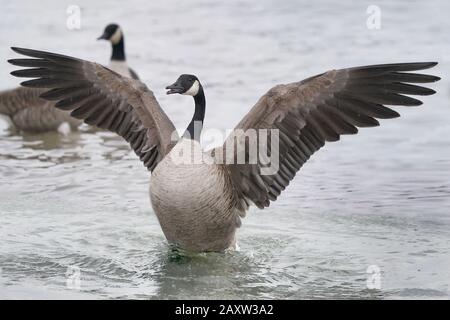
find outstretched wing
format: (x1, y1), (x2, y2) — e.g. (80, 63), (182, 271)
(9, 47), (178, 171)
(216, 63), (439, 209)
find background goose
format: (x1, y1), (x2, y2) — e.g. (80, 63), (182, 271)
(9, 47), (439, 252)
(0, 23), (139, 133)
(97, 23), (140, 80)
(0, 86), (82, 133)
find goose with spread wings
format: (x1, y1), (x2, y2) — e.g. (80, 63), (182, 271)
(8, 47), (439, 251)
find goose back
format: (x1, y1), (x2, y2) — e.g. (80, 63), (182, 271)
(0, 86), (81, 132)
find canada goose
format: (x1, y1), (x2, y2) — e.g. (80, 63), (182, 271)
(0, 24), (139, 133)
(0, 86), (82, 133)
(97, 23), (140, 80)
(9, 47), (439, 252)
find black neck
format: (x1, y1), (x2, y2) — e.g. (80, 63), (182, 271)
(111, 37), (125, 61)
(183, 87), (206, 142)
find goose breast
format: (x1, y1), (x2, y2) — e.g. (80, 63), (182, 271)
(149, 139), (241, 251)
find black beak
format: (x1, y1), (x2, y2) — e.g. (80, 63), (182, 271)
(165, 82), (184, 95)
(97, 33), (108, 40)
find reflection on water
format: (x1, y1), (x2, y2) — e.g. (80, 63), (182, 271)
(1, 0), (450, 299)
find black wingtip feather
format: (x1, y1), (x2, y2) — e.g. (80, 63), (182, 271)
(401, 62), (438, 71)
(432, 76), (441, 82)
(11, 47), (45, 58)
(10, 69), (36, 78)
(11, 47), (45, 56)
(10, 46), (81, 64)
(351, 62), (440, 75)
(387, 62), (438, 71)
(11, 47), (23, 53)
(7, 59), (22, 66)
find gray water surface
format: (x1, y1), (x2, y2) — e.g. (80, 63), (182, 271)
(0, 0), (449, 299)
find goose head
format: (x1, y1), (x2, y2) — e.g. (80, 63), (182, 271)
(166, 74), (206, 141)
(166, 74), (201, 96)
(97, 23), (123, 45)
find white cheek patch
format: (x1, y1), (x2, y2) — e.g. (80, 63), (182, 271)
(182, 80), (200, 96)
(110, 28), (122, 45)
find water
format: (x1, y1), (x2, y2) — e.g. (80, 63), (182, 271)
(1, 0), (450, 299)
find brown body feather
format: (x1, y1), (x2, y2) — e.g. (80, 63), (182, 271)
(0, 86), (81, 132)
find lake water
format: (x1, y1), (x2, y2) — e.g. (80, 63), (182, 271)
(0, 0), (449, 299)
